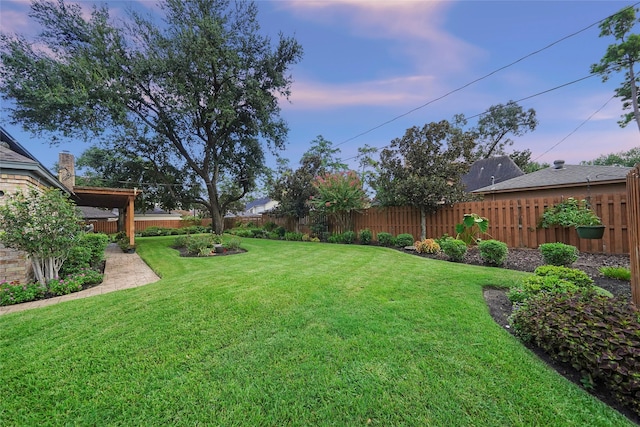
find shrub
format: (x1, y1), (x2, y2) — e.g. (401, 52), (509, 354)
(47, 276), (83, 296)
(327, 233), (344, 244)
(534, 265), (594, 288)
(80, 233), (110, 265)
(140, 226), (171, 237)
(478, 240), (508, 266)
(274, 226), (286, 238)
(358, 229), (372, 245)
(395, 233), (415, 247)
(185, 234), (221, 256)
(599, 266), (631, 281)
(182, 225), (207, 234)
(234, 229), (253, 238)
(539, 242), (578, 266)
(174, 235), (190, 248)
(60, 245), (92, 277)
(224, 237), (242, 251)
(510, 291), (640, 415)
(310, 237), (320, 243)
(342, 231), (356, 244)
(0, 281), (47, 306)
(268, 232), (280, 240)
(68, 268), (104, 286)
(319, 231), (331, 242)
(507, 275), (578, 304)
(284, 232), (303, 241)
(302, 233), (310, 242)
(440, 238), (467, 262)
(377, 232), (395, 247)
(263, 221), (277, 232)
(414, 239), (440, 254)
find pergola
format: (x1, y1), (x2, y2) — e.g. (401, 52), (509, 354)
(72, 186), (140, 246)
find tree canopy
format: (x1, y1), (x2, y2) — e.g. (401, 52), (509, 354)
(581, 146), (640, 167)
(591, 6), (640, 130)
(0, 0), (303, 233)
(373, 120), (475, 239)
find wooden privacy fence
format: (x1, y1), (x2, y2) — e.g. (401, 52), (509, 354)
(91, 219), (203, 235)
(263, 192), (629, 254)
(627, 165), (640, 305)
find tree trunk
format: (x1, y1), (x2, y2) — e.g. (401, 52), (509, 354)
(210, 207), (224, 235)
(629, 62), (640, 132)
(420, 208), (426, 240)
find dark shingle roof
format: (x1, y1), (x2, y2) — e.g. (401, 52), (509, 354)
(245, 197), (272, 210)
(462, 156), (524, 192)
(78, 206), (118, 220)
(473, 162), (632, 193)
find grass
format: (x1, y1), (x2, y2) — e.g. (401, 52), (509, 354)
(0, 236), (634, 426)
(600, 266), (632, 281)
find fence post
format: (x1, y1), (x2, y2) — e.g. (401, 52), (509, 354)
(627, 165), (640, 306)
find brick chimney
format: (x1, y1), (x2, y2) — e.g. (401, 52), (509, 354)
(58, 152), (75, 190)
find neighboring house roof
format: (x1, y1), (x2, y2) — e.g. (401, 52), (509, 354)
(78, 206), (118, 220)
(245, 197), (272, 210)
(0, 126), (68, 192)
(135, 207), (182, 217)
(462, 155), (524, 192)
(472, 160), (632, 194)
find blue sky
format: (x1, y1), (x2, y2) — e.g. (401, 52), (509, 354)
(1, 0), (639, 175)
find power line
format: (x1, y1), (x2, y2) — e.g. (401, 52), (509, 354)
(333, 2), (640, 149)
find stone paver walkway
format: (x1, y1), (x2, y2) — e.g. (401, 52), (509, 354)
(0, 243), (160, 316)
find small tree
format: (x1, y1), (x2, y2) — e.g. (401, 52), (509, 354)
(309, 171), (367, 231)
(0, 188), (82, 284)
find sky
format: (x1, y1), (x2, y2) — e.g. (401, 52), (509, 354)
(1, 0), (639, 177)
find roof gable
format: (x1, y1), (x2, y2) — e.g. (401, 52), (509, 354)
(461, 155), (524, 192)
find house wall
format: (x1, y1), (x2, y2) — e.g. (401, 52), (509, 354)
(0, 174), (47, 284)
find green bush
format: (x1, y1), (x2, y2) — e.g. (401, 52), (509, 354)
(263, 221), (278, 232)
(47, 276), (83, 296)
(510, 291), (640, 416)
(182, 225), (207, 234)
(60, 245), (92, 277)
(80, 233), (110, 265)
(440, 239), (467, 262)
(377, 232), (395, 247)
(538, 242), (578, 266)
(140, 226), (171, 237)
(358, 229), (372, 245)
(274, 226), (286, 238)
(0, 281), (47, 306)
(224, 237), (242, 251)
(68, 268), (104, 286)
(395, 233), (415, 247)
(268, 232), (280, 240)
(235, 229), (253, 238)
(185, 234), (221, 256)
(599, 266), (631, 281)
(534, 265), (594, 288)
(327, 233), (344, 244)
(342, 231), (356, 244)
(173, 235), (190, 248)
(284, 232), (303, 241)
(250, 228), (267, 239)
(478, 240), (508, 266)
(507, 275), (578, 304)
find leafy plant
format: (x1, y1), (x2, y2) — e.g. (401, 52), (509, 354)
(224, 238), (242, 251)
(376, 232), (395, 247)
(185, 235), (220, 256)
(342, 230), (356, 244)
(68, 268), (104, 286)
(284, 232), (303, 241)
(395, 233), (415, 247)
(414, 239), (440, 254)
(510, 291), (640, 416)
(455, 213), (489, 245)
(539, 242), (578, 266)
(599, 266), (631, 281)
(534, 265), (594, 288)
(309, 171), (368, 231)
(538, 197), (602, 228)
(440, 239), (467, 262)
(507, 276), (578, 304)
(47, 276), (83, 296)
(478, 240), (508, 266)
(0, 281), (47, 306)
(358, 228), (372, 245)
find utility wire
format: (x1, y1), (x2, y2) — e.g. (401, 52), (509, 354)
(333, 2), (640, 149)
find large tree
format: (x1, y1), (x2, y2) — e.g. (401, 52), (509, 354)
(0, 0), (302, 234)
(373, 120), (475, 239)
(581, 146), (640, 167)
(591, 6), (640, 131)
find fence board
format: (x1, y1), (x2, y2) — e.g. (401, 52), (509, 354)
(627, 166), (640, 305)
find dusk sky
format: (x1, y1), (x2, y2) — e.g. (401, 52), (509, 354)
(1, 0), (639, 176)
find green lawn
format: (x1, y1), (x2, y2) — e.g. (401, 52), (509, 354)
(0, 237), (633, 426)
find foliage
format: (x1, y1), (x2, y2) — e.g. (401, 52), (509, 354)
(467, 101), (538, 159)
(184, 234), (222, 256)
(0, 0), (303, 234)
(263, 222), (278, 232)
(341, 231), (356, 244)
(61, 233), (110, 276)
(440, 239), (468, 262)
(0, 188), (82, 284)
(0, 281), (47, 306)
(80, 233), (110, 266)
(373, 120), (475, 239)
(510, 291), (640, 416)
(507, 276), (579, 304)
(455, 213), (490, 245)
(358, 229), (372, 245)
(414, 238), (441, 254)
(599, 266), (632, 281)
(478, 240), (508, 266)
(68, 268), (104, 286)
(284, 232), (303, 241)
(59, 246), (92, 277)
(47, 276), (83, 296)
(309, 171), (367, 231)
(591, 6), (640, 129)
(327, 233), (344, 244)
(301, 135), (348, 172)
(116, 234), (135, 253)
(224, 238), (242, 251)
(538, 197), (602, 228)
(538, 243), (579, 267)
(582, 146), (640, 167)
(274, 226), (286, 238)
(395, 233), (415, 247)
(268, 154), (325, 222)
(510, 149), (549, 174)
(376, 232), (396, 247)
(533, 265), (594, 288)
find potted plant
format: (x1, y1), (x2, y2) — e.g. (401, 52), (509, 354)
(539, 197), (605, 239)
